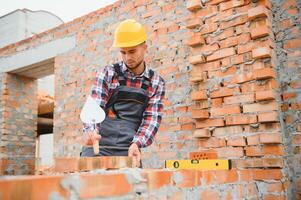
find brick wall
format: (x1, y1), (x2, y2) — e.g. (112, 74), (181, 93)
(0, 73), (37, 175)
(0, 0), (300, 198)
(271, 0), (301, 199)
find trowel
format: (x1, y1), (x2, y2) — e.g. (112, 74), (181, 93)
(80, 95), (105, 154)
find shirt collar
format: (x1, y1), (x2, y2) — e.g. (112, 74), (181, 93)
(121, 61), (150, 79)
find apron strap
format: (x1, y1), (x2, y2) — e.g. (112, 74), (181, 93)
(113, 63), (126, 86)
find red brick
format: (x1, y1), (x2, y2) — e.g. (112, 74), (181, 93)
(290, 80), (301, 89)
(186, 0), (201, 11)
(210, 87), (240, 98)
(282, 92), (296, 100)
(176, 170), (202, 188)
(237, 42), (255, 54)
(292, 135), (301, 145)
(247, 135), (260, 145)
(213, 126), (243, 137)
(195, 60), (220, 71)
(0, 175), (68, 199)
(258, 0), (272, 9)
(191, 90), (207, 100)
(189, 54), (206, 64)
(263, 145), (284, 156)
(258, 111), (279, 122)
(200, 23), (219, 34)
(251, 24), (270, 39)
(198, 137), (226, 148)
(220, 15), (248, 29)
(262, 158), (284, 168)
(252, 47), (272, 59)
(214, 170), (238, 184)
(217, 147), (244, 158)
(143, 170), (172, 190)
(186, 17), (203, 29)
(211, 98), (223, 107)
(248, 5), (269, 20)
(255, 90), (277, 101)
(193, 100), (209, 109)
(226, 114), (257, 125)
(192, 109), (209, 119)
(189, 150), (218, 159)
(283, 38), (301, 49)
(243, 101), (278, 113)
(253, 67), (276, 80)
(200, 189), (220, 199)
(227, 137), (246, 146)
(260, 133), (282, 144)
(196, 118), (225, 128)
(245, 146), (264, 157)
(267, 182), (284, 193)
(186, 33), (206, 47)
(193, 129), (211, 138)
(220, 0), (245, 11)
(210, 105), (241, 116)
(224, 94), (255, 104)
(207, 47), (236, 61)
(253, 169), (282, 180)
(80, 173), (132, 198)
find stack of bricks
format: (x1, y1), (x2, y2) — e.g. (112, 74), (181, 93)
(0, 73), (37, 175)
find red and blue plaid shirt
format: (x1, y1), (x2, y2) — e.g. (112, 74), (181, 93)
(84, 61), (165, 148)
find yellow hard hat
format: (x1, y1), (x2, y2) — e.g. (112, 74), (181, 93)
(113, 19), (147, 48)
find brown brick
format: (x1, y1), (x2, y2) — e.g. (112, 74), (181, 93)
(186, 33), (205, 47)
(253, 169), (282, 180)
(224, 94), (255, 104)
(248, 5), (269, 20)
(207, 47), (236, 61)
(186, 0), (202, 11)
(227, 137), (246, 146)
(198, 137), (226, 148)
(196, 118), (225, 128)
(217, 147), (244, 158)
(191, 90), (207, 100)
(210, 87), (240, 98)
(243, 101), (278, 113)
(192, 109), (209, 119)
(226, 114), (257, 125)
(210, 105), (241, 116)
(247, 135), (260, 145)
(245, 146), (264, 157)
(193, 129), (211, 138)
(186, 17), (203, 29)
(220, 0), (245, 11)
(260, 133), (282, 144)
(252, 47), (272, 59)
(253, 68), (276, 80)
(258, 111), (279, 122)
(255, 90), (276, 101)
(189, 54), (206, 64)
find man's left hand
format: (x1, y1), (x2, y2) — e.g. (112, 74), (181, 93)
(128, 143), (141, 168)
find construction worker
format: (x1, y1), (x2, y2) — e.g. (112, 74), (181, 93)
(81, 19), (165, 167)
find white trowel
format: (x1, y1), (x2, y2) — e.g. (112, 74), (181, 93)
(80, 95), (105, 155)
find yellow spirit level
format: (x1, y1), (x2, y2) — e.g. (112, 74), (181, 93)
(165, 159), (231, 170)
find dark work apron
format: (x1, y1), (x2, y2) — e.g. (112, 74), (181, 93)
(81, 62), (153, 157)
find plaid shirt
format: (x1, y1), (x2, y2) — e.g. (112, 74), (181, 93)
(84, 61), (165, 148)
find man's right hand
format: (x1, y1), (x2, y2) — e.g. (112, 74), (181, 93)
(82, 131), (101, 146)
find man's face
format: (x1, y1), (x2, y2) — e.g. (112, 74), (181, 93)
(120, 43), (147, 69)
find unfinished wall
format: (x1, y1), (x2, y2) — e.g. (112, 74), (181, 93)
(0, 0), (300, 198)
(271, 0), (301, 199)
(0, 73), (37, 175)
